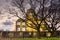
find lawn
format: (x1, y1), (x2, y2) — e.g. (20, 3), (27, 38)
(10, 38), (60, 40)
(0, 37), (60, 40)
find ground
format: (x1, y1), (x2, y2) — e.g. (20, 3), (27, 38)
(0, 38), (60, 40)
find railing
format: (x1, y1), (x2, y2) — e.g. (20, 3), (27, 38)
(0, 31), (60, 38)
(0, 31), (37, 38)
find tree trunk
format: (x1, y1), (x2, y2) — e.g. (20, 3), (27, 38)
(51, 30), (56, 37)
(37, 28), (41, 38)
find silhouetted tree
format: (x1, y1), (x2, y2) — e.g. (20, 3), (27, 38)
(11, 0), (60, 37)
(46, 0), (60, 36)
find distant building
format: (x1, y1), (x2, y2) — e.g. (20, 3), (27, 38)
(15, 9), (48, 32)
(16, 18), (26, 31)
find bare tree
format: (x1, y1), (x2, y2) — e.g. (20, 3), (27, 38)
(11, 0), (50, 38)
(46, 0), (60, 36)
(11, 0), (60, 37)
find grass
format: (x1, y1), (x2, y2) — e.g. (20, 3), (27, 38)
(0, 37), (60, 40)
(9, 38), (60, 40)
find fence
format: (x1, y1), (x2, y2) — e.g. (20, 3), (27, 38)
(0, 31), (60, 38)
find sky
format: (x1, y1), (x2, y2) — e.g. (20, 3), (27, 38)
(0, 0), (60, 31)
(0, 0), (29, 31)
(0, 0), (18, 31)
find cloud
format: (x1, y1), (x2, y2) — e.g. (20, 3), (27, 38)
(3, 20), (13, 25)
